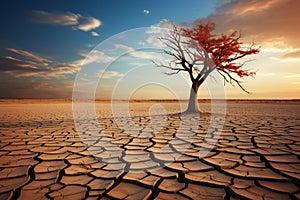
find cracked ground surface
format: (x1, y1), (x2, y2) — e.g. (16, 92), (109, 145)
(0, 101), (299, 199)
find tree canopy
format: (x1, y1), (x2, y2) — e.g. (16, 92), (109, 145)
(156, 22), (260, 93)
(154, 22), (260, 112)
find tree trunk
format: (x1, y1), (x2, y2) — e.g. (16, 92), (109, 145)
(185, 81), (200, 113)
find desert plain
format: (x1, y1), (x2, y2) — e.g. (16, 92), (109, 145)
(0, 100), (299, 199)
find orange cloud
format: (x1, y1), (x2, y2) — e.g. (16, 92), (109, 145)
(199, 0), (300, 58)
(280, 50), (300, 60)
(219, 0), (284, 16)
(0, 48), (79, 78)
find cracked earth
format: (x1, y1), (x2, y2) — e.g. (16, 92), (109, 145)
(0, 101), (299, 199)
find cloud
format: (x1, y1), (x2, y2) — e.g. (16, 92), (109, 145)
(91, 31), (100, 37)
(143, 9), (150, 15)
(32, 10), (80, 26)
(280, 50), (300, 60)
(217, 0), (284, 17)
(285, 74), (300, 85)
(285, 74), (300, 78)
(6, 48), (50, 64)
(98, 70), (123, 79)
(257, 72), (275, 77)
(77, 50), (115, 65)
(146, 35), (164, 49)
(0, 48), (116, 98)
(145, 19), (173, 34)
(32, 10), (101, 35)
(77, 17), (101, 32)
(0, 48), (79, 78)
(197, 0), (300, 59)
(1, 56), (38, 70)
(114, 44), (159, 59)
(145, 19), (174, 48)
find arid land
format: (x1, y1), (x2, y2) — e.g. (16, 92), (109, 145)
(0, 100), (299, 199)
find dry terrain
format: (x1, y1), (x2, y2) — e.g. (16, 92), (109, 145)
(0, 100), (299, 199)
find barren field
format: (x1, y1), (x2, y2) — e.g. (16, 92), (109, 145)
(0, 100), (299, 199)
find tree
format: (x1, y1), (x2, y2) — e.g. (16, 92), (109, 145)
(154, 22), (260, 113)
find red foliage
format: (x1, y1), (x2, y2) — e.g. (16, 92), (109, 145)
(183, 22), (260, 78)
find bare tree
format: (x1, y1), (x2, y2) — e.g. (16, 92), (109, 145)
(153, 22), (260, 113)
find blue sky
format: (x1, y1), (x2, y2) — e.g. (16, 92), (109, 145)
(0, 0), (216, 62)
(0, 0), (299, 99)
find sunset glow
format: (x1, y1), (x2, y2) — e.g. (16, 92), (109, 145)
(0, 0), (299, 99)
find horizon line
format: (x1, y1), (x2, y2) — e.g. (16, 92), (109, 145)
(0, 98), (299, 102)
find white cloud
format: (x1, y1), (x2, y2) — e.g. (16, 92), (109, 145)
(98, 70), (123, 79)
(145, 19), (174, 48)
(78, 50), (114, 65)
(146, 35), (165, 49)
(114, 44), (133, 51)
(32, 10), (101, 35)
(91, 31), (100, 37)
(143, 9), (150, 15)
(114, 44), (159, 59)
(145, 19), (172, 34)
(32, 10), (80, 26)
(77, 17), (101, 32)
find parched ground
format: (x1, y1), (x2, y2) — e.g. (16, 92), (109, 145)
(0, 101), (299, 200)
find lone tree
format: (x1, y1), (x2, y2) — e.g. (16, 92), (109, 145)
(154, 22), (260, 113)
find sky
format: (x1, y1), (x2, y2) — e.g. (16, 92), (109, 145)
(0, 0), (299, 99)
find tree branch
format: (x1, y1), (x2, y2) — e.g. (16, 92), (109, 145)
(218, 68), (251, 93)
